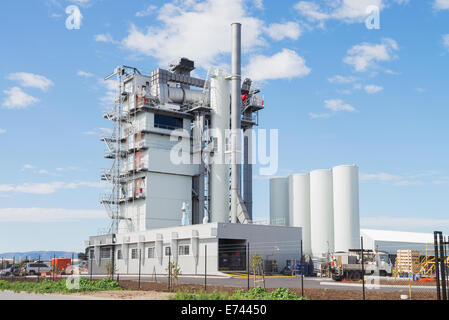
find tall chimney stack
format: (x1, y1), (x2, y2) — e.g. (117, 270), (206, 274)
(230, 23), (242, 223)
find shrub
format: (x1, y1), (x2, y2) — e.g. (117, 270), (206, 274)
(170, 287), (308, 300)
(0, 278), (122, 294)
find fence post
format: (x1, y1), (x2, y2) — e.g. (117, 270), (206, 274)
(52, 253), (56, 282)
(361, 237), (366, 300)
(434, 231), (441, 300)
(247, 242), (250, 292)
(301, 240), (304, 297)
(138, 249), (142, 290)
(168, 249), (171, 292)
(90, 253), (93, 281)
(439, 232), (447, 300)
(443, 237), (449, 299)
(204, 244), (207, 292)
(37, 255), (40, 282)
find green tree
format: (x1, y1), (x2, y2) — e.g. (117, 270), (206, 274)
(78, 252), (87, 261)
(166, 262), (182, 290)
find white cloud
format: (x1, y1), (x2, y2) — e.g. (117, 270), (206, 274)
(294, 1), (330, 23)
(0, 129), (6, 134)
(309, 112), (332, 119)
(324, 99), (356, 112)
(136, 4), (157, 17)
(442, 34), (449, 50)
(55, 166), (83, 172)
(94, 33), (117, 43)
(310, 99), (356, 119)
(122, 0), (266, 67)
(360, 171), (448, 186)
(245, 49), (311, 81)
(361, 216), (449, 233)
(0, 208), (106, 222)
(98, 79), (117, 105)
(253, 0), (264, 9)
(2, 87), (39, 109)
(328, 75), (358, 84)
(21, 164), (35, 171)
(69, 0), (91, 8)
(434, 0), (449, 10)
(265, 22), (301, 41)
(360, 172), (402, 181)
(0, 181), (105, 195)
(343, 38), (399, 72)
(6, 72), (54, 91)
(364, 84), (383, 94)
(295, 0), (385, 24)
(83, 127), (113, 136)
(77, 70), (94, 77)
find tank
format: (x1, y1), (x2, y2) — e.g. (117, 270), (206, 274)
(209, 69), (230, 223)
(289, 174), (312, 256)
(270, 177), (289, 226)
(332, 165), (360, 252)
(310, 169), (334, 258)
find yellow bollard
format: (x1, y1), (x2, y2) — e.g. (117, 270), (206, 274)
(409, 277), (412, 300)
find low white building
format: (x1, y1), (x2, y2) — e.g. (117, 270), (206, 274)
(86, 223), (302, 276)
(361, 229), (434, 255)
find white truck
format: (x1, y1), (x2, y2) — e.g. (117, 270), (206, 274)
(329, 249), (393, 281)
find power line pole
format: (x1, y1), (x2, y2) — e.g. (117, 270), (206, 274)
(247, 242), (250, 292)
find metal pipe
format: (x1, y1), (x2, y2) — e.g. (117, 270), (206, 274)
(243, 130), (253, 220)
(231, 22), (242, 224)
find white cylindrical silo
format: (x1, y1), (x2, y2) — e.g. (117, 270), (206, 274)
(209, 69), (230, 223)
(310, 169), (334, 258)
(333, 165), (360, 252)
(270, 177), (289, 226)
(289, 174), (312, 256)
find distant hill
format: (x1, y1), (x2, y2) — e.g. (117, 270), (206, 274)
(0, 251), (79, 261)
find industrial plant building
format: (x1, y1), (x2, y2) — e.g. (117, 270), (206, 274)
(360, 229), (434, 255)
(86, 23), (302, 276)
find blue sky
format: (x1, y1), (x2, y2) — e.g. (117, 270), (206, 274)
(1, 0), (449, 252)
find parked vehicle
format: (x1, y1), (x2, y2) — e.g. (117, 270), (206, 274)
(51, 258), (72, 274)
(329, 249), (393, 281)
(25, 262), (51, 275)
(1, 265), (21, 277)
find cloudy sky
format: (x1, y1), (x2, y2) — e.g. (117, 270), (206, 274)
(1, 0), (449, 252)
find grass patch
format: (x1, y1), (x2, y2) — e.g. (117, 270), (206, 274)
(0, 278), (122, 294)
(170, 287), (308, 300)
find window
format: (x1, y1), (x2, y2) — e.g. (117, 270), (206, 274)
(165, 247), (172, 256)
(100, 247), (111, 259)
(148, 247), (155, 259)
(117, 250), (123, 260)
(179, 245), (190, 256)
(131, 248), (139, 260)
(154, 114), (183, 130)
